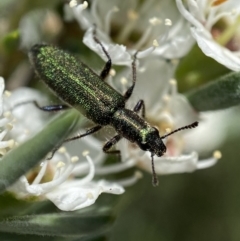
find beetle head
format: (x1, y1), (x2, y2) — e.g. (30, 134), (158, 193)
(138, 127), (166, 157)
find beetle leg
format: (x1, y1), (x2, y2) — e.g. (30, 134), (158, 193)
(92, 25), (112, 80)
(12, 100), (69, 112)
(64, 125), (102, 142)
(123, 53), (137, 101)
(33, 101), (69, 112)
(103, 134), (122, 155)
(133, 99), (146, 118)
(47, 125), (102, 160)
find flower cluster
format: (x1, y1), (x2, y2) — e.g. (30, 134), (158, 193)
(176, 0), (240, 71)
(0, 77), (127, 211)
(0, 0), (228, 211)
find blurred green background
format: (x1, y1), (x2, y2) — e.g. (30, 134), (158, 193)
(111, 130), (240, 241)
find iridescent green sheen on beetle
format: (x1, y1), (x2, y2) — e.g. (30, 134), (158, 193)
(29, 29), (198, 186)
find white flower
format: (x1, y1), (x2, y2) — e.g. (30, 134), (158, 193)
(19, 10), (63, 50)
(0, 79), (125, 211)
(65, 0), (194, 65)
(111, 58), (222, 180)
(0, 77), (15, 156)
(9, 149), (124, 211)
(4, 87), (48, 143)
(176, 0), (240, 71)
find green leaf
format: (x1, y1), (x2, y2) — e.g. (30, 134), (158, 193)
(186, 72), (240, 111)
(0, 110), (80, 193)
(0, 212), (112, 237)
(176, 44), (230, 93)
(0, 232), (64, 241)
(0, 232), (107, 241)
(1, 30), (20, 53)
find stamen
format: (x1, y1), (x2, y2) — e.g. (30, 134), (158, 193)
(153, 39), (159, 47)
(105, 6), (119, 35)
(109, 69), (116, 77)
(116, 171), (143, 187)
(117, 10), (138, 43)
(6, 123), (13, 130)
(71, 156), (79, 163)
(82, 150), (89, 156)
(165, 128), (171, 133)
(137, 46), (156, 58)
(149, 17), (162, 26)
(32, 161), (48, 185)
(213, 150), (222, 159)
(69, 0), (78, 8)
(197, 151), (221, 169)
(128, 10), (139, 20)
(0, 118), (9, 127)
(57, 161), (65, 168)
(40, 160), (74, 193)
(162, 94), (170, 103)
(134, 26), (153, 50)
(0, 129), (8, 141)
(76, 155), (95, 184)
(87, 192), (94, 199)
(120, 77), (128, 93)
(165, 18), (172, 26)
(91, 0), (102, 29)
(171, 59), (179, 65)
(3, 111), (12, 119)
(95, 158), (136, 175)
(0, 149), (6, 155)
(120, 77), (128, 85)
(58, 146), (67, 154)
(0, 139), (14, 148)
(71, 1), (89, 29)
(134, 16), (161, 50)
(155, 19), (173, 48)
(212, 0), (228, 6)
(4, 90), (11, 97)
(169, 79), (177, 97)
(7, 139), (15, 148)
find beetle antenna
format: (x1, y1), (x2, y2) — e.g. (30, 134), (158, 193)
(151, 153), (159, 187)
(161, 121), (198, 139)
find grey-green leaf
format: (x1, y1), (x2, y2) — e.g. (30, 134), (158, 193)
(0, 110), (79, 193)
(186, 72), (240, 111)
(0, 213), (112, 237)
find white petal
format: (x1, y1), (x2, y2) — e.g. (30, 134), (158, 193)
(138, 152), (198, 174)
(184, 110), (230, 154)
(176, 0), (204, 30)
(9, 176), (43, 196)
(168, 94), (199, 126)
(6, 88), (48, 143)
(45, 180), (124, 211)
(83, 28), (132, 66)
(0, 77), (5, 115)
(196, 156), (218, 169)
(129, 57), (170, 109)
(154, 18), (195, 58)
(71, 2), (92, 30)
(191, 27), (240, 71)
(154, 35), (195, 59)
(154, 152), (199, 174)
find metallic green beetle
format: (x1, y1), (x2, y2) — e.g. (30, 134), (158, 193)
(29, 29), (198, 186)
